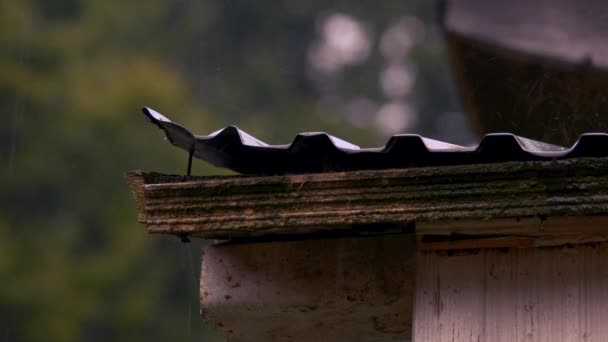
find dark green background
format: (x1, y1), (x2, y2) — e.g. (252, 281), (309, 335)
(0, 1), (464, 340)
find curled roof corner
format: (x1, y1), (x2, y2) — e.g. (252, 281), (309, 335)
(142, 107), (608, 175)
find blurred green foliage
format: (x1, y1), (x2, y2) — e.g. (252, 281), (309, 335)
(0, 0), (461, 341)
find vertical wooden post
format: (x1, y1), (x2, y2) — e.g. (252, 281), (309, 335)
(414, 243), (608, 342)
(200, 234), (415, 341)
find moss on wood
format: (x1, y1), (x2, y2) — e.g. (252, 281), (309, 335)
(125, 158), (608, 239)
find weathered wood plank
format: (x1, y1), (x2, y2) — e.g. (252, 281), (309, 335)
(414, 248), (485, 341)
(418, 216), (608, 236)
(414, 243), (608, 342)
(418, 216), (608, 250)
(200, 234), (414, 342)
(419, 234), (608, 251)
(125, 157), (608, 239)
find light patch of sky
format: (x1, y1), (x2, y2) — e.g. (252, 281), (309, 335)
(308, 12), (429, 138)
(308, 13), (371, 74)
(380, 63), (415, 99)
(375, 102), (417, 135)
(380, 16), (425, 62)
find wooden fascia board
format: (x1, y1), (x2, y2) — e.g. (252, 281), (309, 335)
(125, 157), (608, 240)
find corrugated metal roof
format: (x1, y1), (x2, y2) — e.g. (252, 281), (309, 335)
(143, 107), (608, 175)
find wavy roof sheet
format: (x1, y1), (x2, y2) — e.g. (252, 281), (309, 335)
(143, 107), (608, 175)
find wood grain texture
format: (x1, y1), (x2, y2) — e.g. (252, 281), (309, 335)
(200, 234), (414, 341)
(418, 216), (608, 250)
(414, 243), (608, 342)
(124, 157), (608, 239)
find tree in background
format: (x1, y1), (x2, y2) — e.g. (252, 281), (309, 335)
(0, 1), (462, 341)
